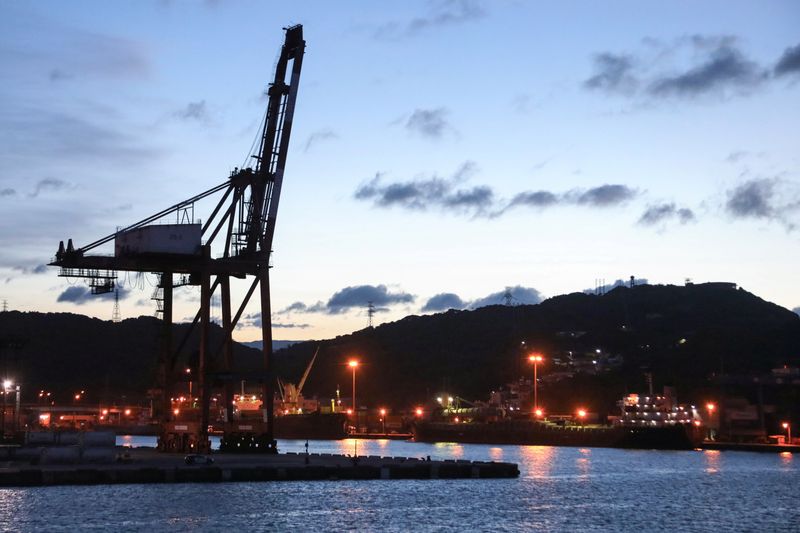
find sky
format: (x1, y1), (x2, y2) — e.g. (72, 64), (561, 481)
(1, 0), (799, 341)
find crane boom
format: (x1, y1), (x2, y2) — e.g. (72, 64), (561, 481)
(297, 346), (320, 396)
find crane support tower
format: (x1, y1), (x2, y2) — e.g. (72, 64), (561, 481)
(49, 25), (306, 454)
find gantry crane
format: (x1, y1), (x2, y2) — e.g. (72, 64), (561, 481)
(50, 25), (305, 453)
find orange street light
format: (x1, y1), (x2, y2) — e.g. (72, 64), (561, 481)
(706, 402), (715, 412)
(528, 353), (544, 411)
(782, 422), (791, 444)
(348, 360), (359, 413)
(534, 408), (544, 418)
(415, 408), (423, 417)
(380, 408), (387, 434)
(577, 408), (587, 425)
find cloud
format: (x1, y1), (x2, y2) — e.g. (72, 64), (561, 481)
(327, 284), (414, 314)
(273, 322), (311, 329)
(569, 184), (638, 207)
(723, 178), (800, 230)
(0, 189), (16, 197)
(638, 203), (696, 226)
(585, 35), (776, 102)
(583, 278), (649, 294)
(774, 43), (800, 77)
(236, 312), (310, 329)
(648, 44), (767, 98)
(173, 100), (208, 121)
(725, 178), (777, 219)
(502, 184), (638, 216)
(56, 285), (130, 305)
(303, 128), (338, 152)
(28, 178), (72, 198)
(583, 53), (637, 95)
(421, 292), (467, 312)
(0, 108), (159, 165)
(354, 162), (493, 216)
(12, 264), (48, 275)
(374, 0), (486, 40)
(405, 108), (451, 139)
(471, 286), (542, 309)
(507, 191), (560, 209)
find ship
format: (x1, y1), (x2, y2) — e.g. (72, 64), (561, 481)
(413, 387), (705, 450)
(232, 346), (349, 440)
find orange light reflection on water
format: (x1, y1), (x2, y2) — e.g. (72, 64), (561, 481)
(519, 445), (556, 479)
(703, 449), (721, 474)
(780, 451), (793, 468)
(488, 446), (504, 462)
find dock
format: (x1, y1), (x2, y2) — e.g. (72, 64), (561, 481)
(0, 447), (519, 487)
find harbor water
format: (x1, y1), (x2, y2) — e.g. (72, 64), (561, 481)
(2, 437), (798, 531)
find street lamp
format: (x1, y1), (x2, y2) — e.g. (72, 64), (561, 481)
(706, 402), (716, 440)
(577, 408), (587, 426)
(348, 360), (359, 431)
(528, 354), (544, 412)
(380, 408), (386, 434)
(782, 422), (791, 445)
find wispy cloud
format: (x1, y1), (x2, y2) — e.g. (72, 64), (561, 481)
(56, 285), (130, 305)
(584, 35), (779, 102)
(584, 53), (638, 95)
(28, 178), (72, 198)
(648, 42), (767, 98)
(504, 184), (639, 215)
(303, 128), (338, 152)
(638, 203), (696, 227)
(405, 108), (451, 139)
(774, 43), (800, 77)
(0, 189), (16, 197)
(172, 100), (209, 122)
(725, 178), (800, 230)
(355, 161), (493, 216)
(374, 0), (486, 40)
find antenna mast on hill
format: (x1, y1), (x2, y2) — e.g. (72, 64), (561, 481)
(503, 287), (514, 306)
(112, 288), (121, 323)
(367, 301), (375, 328)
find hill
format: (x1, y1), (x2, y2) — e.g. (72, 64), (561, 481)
(274, 283), (800, 414)
(1, 283), (799, 413)
(0, 312), (262, 404)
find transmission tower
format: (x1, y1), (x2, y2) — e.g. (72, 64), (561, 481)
(112, 288), (121, 323)
(367, 301), (375, 328)
(503, 287), (514, 306)
(1, 300), (7, 313)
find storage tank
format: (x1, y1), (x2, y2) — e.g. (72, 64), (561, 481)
(115, 224), (201, 256)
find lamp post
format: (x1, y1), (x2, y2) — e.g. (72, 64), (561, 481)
(577, 408), (587, 426)
(706, 402), (716, 440)
(782, 422), (791, 445)
(380, 408), (386, 435)
(528, 354), (544, 412)
(348, 360), (359, 431)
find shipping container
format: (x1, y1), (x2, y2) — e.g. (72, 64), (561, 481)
(114, 224), (201, 256)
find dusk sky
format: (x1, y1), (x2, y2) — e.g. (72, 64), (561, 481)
(1, 1), (799, 341)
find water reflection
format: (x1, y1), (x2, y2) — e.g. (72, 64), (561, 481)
(433, 442), (464, 459)
(703, 449), (721, 474)
(780, 451), (793, 469)
(519, 445), (555, 479)
(488, 446), (504, 462)
(575, 448), (591, 480)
